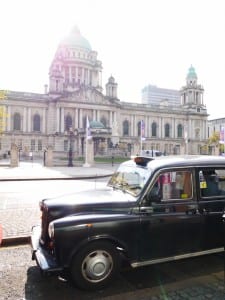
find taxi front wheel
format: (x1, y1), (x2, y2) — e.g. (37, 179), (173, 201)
(70, 241), (120, 290)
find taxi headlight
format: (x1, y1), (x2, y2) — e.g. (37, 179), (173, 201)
(48, 222), (55, 239)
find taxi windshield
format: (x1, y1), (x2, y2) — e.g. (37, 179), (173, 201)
(107, 164), (151, 196)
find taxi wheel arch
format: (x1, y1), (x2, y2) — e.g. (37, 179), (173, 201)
(70, 240), (120, 290)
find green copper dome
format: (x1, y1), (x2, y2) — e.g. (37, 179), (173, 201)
(187, 65), (197, 79)
(90, 120), (105, 129)
(61, 26), (92, 50)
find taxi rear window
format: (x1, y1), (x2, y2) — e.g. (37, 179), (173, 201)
(151, 170), (193, 201)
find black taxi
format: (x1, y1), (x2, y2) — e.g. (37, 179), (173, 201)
(31, 155), (225, 290)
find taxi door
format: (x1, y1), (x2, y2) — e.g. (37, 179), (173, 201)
(198, 168), (225, 250)
(139, 169), (204, 261)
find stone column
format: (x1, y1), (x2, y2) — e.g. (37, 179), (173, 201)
(97, 110), (100, 122)
(110, 111), (113, 127)
(83, 138), (94, 167)
(161, 117), (164, 138)
(87, 69), (90, 85)
(56, 107), (60, 132)
(27, 108), (31, 132)
(10, 143), (18, 167)
(134, 115), (137, 136)
(82, 67), (85, 83)
(94, 110), (97, 120)
(131, 115), (134, 136)
(23, 107), (27, 132)
(144, 116), (147, 138)
(45, 146), (53, 167)
(79, 109), (83, 128)
(75, 109), (78, 128)
(42, 108), (46, 133)
(172, 118), (175, 138)
(7, 106), (11, 131)
(60, 107), (64, 133)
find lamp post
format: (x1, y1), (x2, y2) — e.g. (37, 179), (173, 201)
(68, 128), (74, 167)
(67, 128), (78, 167)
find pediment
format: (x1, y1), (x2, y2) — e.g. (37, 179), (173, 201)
(63, 87), (113, 105)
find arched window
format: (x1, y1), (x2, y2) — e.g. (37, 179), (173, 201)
(13, 113), (21, 130)
(65, 115), (72, 131)
(123, 120), (129, 136)
(165, 123), (170, 138)
(33, 114), (40, 131)
(151, 122), (157, 137)
(177, 124), (183, 138)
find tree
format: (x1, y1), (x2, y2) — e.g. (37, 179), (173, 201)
(208, 131), (224, 154)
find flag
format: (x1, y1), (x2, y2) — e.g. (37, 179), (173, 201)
(141, 120), (145, 141)
(86, 116), (92, 140)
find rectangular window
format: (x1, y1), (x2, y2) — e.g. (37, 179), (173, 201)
(38, 140), (42, 151)
(153, 170), (193, 201)
(64, 140), (68, 151)
(200, 169), (225, 198)
(31, 139), (35, 151)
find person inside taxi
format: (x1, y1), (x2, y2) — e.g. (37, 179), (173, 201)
(201, 170), (221, 197)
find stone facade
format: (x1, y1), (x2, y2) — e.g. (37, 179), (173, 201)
(0, 27), (208, 160)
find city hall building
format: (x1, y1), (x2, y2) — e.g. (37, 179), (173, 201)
(0, 27), (208, 161)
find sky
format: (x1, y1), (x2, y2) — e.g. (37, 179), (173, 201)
(0, 0), (225, 120)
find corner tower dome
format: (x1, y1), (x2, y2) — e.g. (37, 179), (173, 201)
(60, 26), (92, 50)
(186, 65), (198, 86)
(186, 65), (197, 80)
(181, 65), (204, 107)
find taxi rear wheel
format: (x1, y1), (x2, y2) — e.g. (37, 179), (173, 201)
(70, 241), (120, 290)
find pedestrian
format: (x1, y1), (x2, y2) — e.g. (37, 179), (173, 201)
(29, 151), (33, 161)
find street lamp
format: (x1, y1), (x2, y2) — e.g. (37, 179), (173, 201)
(67, 128), (78, 167)
(68, 128), (74, 167)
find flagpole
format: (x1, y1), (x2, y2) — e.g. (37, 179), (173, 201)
(85, 129), (88, 164)
(140, 120), (144, 155)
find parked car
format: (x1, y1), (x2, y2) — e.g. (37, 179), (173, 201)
(31, 155), (225, 290)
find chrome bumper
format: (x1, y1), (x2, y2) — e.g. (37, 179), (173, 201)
(31, 225), (62, 274)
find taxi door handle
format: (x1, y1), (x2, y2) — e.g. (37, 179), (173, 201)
(140, 207), (153, 214)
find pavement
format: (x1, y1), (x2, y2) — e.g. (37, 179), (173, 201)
(0, 159), (118, 245)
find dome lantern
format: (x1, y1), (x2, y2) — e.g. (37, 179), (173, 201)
(60, 26), (92, 50)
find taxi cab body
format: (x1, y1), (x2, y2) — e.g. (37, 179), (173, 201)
(31, 155), (225, 290)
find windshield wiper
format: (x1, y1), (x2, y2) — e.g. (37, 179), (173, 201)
(110, 182), (129, 192)
(127, 184), (142, 190)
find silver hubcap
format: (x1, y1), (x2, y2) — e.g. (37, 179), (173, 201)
(81, 249), (113, 283)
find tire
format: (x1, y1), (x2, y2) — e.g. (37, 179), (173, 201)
(70, 241), (120, 290)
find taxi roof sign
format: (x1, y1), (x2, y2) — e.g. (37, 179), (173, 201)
(133, 156), (154, 166)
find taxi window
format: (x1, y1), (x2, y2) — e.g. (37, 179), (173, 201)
(199, 168), (225, 198)
(152, 170), (193, 201)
